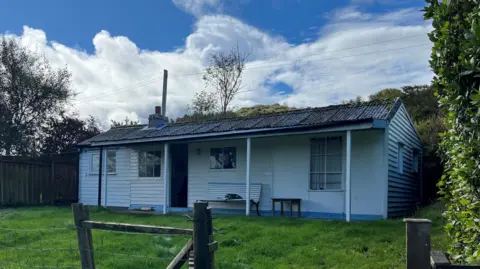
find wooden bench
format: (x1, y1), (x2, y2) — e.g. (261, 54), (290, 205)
(199, 182), (262, 216)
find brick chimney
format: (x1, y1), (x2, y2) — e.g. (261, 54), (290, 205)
(148, 106), (168, 128)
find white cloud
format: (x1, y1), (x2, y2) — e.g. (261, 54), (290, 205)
(172, 0), (222, 17)
(5, 6), (433, 126)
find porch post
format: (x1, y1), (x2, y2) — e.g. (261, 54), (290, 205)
(345, 130), (352, 222)
(246, 137), (251, 216)
(163, 143), (170, 214)
(103, 150), (108, 207)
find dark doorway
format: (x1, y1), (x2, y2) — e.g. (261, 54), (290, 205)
(170, 144), (188, 208)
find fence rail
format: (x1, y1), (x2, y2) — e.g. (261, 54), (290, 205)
(0, 158), (78, 206)
(72, 202), (217, 269)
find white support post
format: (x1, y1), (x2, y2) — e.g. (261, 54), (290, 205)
(163, 143), (169, 214)
(246, 137), (251, 216)
(345, 130), (352, 222)
(103, 150), (108, 207)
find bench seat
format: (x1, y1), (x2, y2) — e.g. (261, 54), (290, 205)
(199, 182), (262, 216)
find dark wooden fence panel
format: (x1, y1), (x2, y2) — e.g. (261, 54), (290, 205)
(0, 159), (78, 206)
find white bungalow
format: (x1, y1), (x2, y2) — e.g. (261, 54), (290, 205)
(77, 98), (423, 221)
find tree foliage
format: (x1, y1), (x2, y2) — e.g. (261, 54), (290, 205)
(42, 114), (101, 154)
(110, 116), (140, 127)
(0, 37), (73, 155)
(236, 104), (296, 117)
(187, 90), (218, 115)
(203, 45), (249, 113)
(424, 0), (480, 263)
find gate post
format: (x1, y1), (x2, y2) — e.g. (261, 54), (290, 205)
(72, 203), (96, 269)
(404, 218), (432, 269)
(193, 202), (209, 269)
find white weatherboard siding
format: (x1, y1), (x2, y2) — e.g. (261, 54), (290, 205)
(387, 104), (423, 217)
(79, 149), (100, 205)
(187, 130), (385, 218)
(79, 148), (131, 207)
(129, 146), (164, 208)
(350, 129), (386, 218)
(104, 148), (131, 207)
(79, 146), (165, 208)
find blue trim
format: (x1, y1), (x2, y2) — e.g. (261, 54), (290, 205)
(208, 182), (261, 185)
(127, 205), (383, 220)
(129, 204), (164, 212)
(372, 119), (387, 128)
(168, 207), (192, 213)
(351, 214), (384, 220)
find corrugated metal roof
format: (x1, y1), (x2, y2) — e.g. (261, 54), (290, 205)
(78, 99), (397, 146)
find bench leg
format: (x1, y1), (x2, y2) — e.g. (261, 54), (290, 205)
(250, 200), (261, 216)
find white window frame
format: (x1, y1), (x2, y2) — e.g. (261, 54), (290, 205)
(138, 151), (162, 179)
(106, 150), (117, 174)
(309, 136), (343, 191)
(90, 153), (100, 174)
(398, 143), (404, 174)
(209, 147), (237, 170)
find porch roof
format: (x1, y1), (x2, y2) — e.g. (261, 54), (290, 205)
(78, 99), (401, 147)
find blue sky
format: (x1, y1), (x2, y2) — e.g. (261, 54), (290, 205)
(0, 0), (431, 124)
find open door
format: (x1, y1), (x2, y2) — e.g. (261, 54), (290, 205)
(170, 144), (188, 208)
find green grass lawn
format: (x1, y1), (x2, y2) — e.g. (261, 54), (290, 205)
(0, 203), (448, 269)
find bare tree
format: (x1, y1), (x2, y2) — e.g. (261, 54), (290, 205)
(188, 90), (218, 115)
(203, 45), (249, 114)
(110, 116), (140, 127)
(0, 37), (73, 156)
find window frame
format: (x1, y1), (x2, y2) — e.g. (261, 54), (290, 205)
(106, 150), (117, 174)
(398, 143), (405, 174)
(309, 136), (344, 191)
(412, 149), (420, 173)
(209, 147), (237, 171)
(138, 151), (162, 179)
(90, 153), (100, 175)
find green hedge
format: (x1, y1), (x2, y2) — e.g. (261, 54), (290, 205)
(424, 0), (480, 264)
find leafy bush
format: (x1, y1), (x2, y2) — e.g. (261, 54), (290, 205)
(424, 0), (480, 264)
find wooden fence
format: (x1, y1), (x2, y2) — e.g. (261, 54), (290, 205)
(0, 158), (78, 206)
(72, 202), (218, 269)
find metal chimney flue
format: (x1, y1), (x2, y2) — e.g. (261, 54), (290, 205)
(162, 69), (168, 116)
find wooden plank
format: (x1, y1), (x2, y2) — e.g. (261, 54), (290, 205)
(208, 241), (218, 253)
(72, 203), (96, 269)
(166, 239), (193, 269)
(431, 250), (451, 269)
(81, 220), (193, 235)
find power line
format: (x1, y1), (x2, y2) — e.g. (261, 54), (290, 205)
(73, 42), (430, 103)
(169, 43), (431, 78)
(247, 32), (430, 67)
(74, 76), (164, 104)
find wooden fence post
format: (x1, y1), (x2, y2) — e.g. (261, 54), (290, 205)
(72, 203), (96, 269)
(193, 202), (209, 269)
(206, 207), (215, 269)
(404, 218), (432, 269)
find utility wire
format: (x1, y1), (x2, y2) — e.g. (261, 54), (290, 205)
(73, 42), (430, 103)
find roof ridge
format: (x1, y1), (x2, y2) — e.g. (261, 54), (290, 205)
(168, 99), (394, 126)
(110, 124), (147, 130)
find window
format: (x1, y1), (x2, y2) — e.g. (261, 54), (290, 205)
(398, 143), (404, 174)
(138, 151), (162, 178)
(90, 153), (99, 174)
(310, 137), (342, 190)
(210, 147), (236, 170)
(412, 150), (420, 173)
(107, 151), (116, 174)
